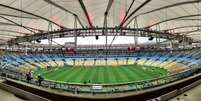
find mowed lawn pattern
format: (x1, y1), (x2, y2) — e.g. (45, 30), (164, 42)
(33, 65), (168, 84)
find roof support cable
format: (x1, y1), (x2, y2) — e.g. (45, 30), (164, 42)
(74, 16), (78, 51)
(103, 14), (108, 58)
(43, 0), (84, 28)
(161, 25), (201, 32)
(165, 8), (168, 31)
(109, 0), (151, 49)
(103, 0), (113, 28)
(125, 0), (201, 27)
(119, 0), (136, 28)
(0, 16), (36, 34)
(103, 0), (114, 56)
(133, 18), (138, 46)
(108, 0), (137, 49)
(0, 3), (67, 29)
(144, 14), (201, 29)
(78, 0), (93, 28)
(20, 0), (22, 26)
(156, 25), (161, 49)
(119, 0), (151, 27)
(198, 2), (200, 30)
(48, 4), (53, 53)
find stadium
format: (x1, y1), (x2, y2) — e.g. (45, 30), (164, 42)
(0, 0), (201, 101)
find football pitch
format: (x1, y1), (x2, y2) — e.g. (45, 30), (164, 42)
(33, 65), (168, 85)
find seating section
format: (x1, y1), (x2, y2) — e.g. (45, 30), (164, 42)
(1, 50), (201, 95)
(1, 50), (201, 74)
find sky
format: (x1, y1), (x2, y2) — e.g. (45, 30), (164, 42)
(40, 36), (164, 45)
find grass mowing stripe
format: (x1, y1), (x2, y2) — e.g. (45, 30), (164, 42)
(119, 67), (137, 82)
(42, 67), (66, 78)
(70, 68), (89, 83)
(146, 67), (162, 78)
(111, 67), (123, 83)
(120, 66), (135, 81)
(114, 67), (128, 82)
(92, 67), (99, 84)
(137, 67), (152, 79)
(98, 67), (105, 83)
(96, 67), (101, 83)
(109, 67), (120, 83)
(136, 67), (152, 80)
(60, 68), (82, 82)
(118, 67), (134, 82)
(48, 68), (73, 80)
(106, 67), (117, 83)
(103, 67), (109, 83)
(142, 67), (165, 79)
(80, 68), (93, 83)
(115, 67), (130, 82)
(135, 67), (155, 80)
(66, 68), (85, 82)
(127, 67), (146, 80)
(87, 68), (97, 84)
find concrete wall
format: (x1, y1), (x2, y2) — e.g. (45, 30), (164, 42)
(0, 81), (50, 101)
(160, 75), (201, 101)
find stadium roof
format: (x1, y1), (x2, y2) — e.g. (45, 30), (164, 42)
(0, 0), (201, 43)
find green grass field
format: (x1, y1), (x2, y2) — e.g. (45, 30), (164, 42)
(33, 65), (168, 85)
